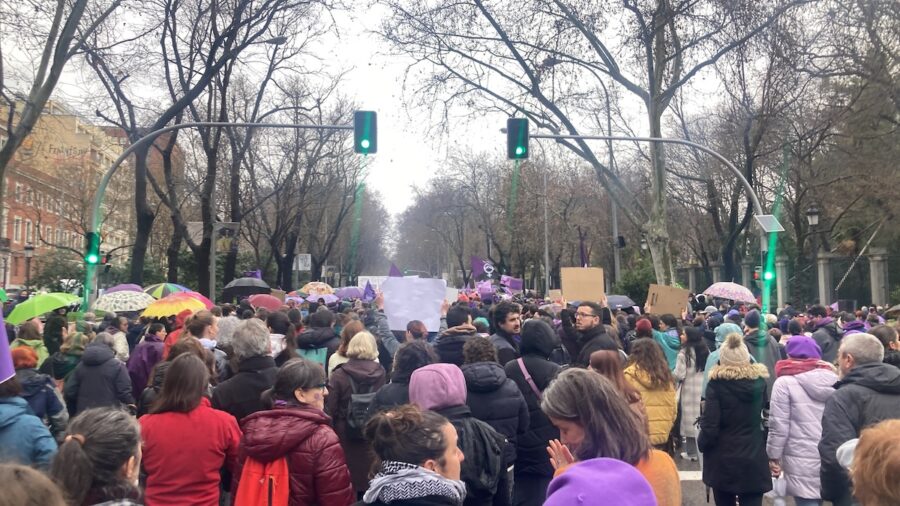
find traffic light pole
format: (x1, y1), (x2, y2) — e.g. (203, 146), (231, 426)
(83, 121), (355, 309)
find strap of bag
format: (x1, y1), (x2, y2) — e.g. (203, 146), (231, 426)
(517, 358), (542, 400)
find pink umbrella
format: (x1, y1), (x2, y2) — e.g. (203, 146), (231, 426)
(249, 294), (284, 311)
(184, 291), (214, 310)
(702, 282), (756, 304)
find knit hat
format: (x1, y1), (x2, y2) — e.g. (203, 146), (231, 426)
(718, 333), (751, 367)
(744, 309), (761, 329)
(409, 364), (467, 411)
(714, 323), (742, 347)
(544, 458), (656, 506)
(635, 319), (653, 334)
(785, 335), (822, 359)
(765, 314), (778, 326)
(702, 305), (718, 314)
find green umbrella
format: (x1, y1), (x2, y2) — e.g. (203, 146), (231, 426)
(7, 292), (81, 325)
(0, 288), (6, 303)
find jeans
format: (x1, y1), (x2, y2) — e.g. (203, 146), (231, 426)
(712, 490), (763, 506)
(794, 499), (823, 506)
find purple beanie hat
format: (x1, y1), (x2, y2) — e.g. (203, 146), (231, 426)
(409, 363), (467, 411)
(545, 458), (657, 506)
(785, 335), (822, 359)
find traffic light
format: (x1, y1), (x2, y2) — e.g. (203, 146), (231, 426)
(763, 269), (775, 282)
(506, 118), (529, 159)
(84, 232), (101, 265)
(353, 111), (377, 154)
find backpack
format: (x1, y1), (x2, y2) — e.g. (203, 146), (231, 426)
(233, 456), (290, 506)
(345, 374), (376, 440)
(454, 416), (506, 501)
(298, 347), (328, 371)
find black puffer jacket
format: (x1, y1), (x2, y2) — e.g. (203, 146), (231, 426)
(211, 355), (277, 425)
(503, 320), (561, 477)
(369, 366), (417, 416)
(819, 362), (900, 505)
(434, 325), (477, 366)
(63, 342), (134, 416)
(883, 349), (900, 369)
(462, 361), (529, 466)
(812, 319), (844, 364)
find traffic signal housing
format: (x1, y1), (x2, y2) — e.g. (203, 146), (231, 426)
(507, 118), (529, 159)
(84, 232), (101, 265)
(353, 111), (377, 154)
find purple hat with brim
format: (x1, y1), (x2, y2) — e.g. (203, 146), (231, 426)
(785, 335), (822, 359)
(545, 458), (657, 506)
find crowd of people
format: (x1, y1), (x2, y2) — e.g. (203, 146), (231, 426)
(1, 288), (899, 506)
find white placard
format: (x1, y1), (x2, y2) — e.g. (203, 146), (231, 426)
(381, 277), (447, 332)
(357, 275), (388, 291)
(445, 287), (459, 303)
(293, 254), (311, 271)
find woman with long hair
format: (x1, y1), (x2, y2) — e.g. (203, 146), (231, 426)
(540, 368), (681, 506)
(699, 333), (771, 506)
(360, 404), (466, 506)
(49, 408), (141, 505)
(624, 339), (677, 452)
(589, 350), (647, 430)
(234, 358), (354, 506)
(328, 319), (366, 375)
(139, 354), (241, 505)
(674, 326), (709, 462)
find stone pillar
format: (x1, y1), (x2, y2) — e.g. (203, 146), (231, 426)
(710, 262), (723, 284)
(741, 262), (753, 287)
(687, 264), (698, 293)
(867, 247), (889, 307)
(817, 252), (836, 305)
(775, 255), (789, 310)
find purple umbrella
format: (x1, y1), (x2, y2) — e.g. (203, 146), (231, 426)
(307, 294), (339, 305)
(105, 283), (144, 294)
(335, 286), (364, 299)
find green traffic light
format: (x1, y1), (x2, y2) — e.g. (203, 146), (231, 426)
(86, 254), (100, 265)
(763, 271), (775, 281)
(361, 139), (370, 149)
(515, 146), (524, 156)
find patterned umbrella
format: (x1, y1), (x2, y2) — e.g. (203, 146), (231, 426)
(7, 293), (81, 324)
(702, 282), (756, 304)
(94, 291), (156, 313)
(335, 286), (364, 299)
(301, 282), (334, 296)
(142, 292), (208, 318)
(248, 294), (284, 311)
(287, 290), (309, 298)
(144, 283), (191, 299)
(105, 283), (144, 294)
(306, 294), (339, 305)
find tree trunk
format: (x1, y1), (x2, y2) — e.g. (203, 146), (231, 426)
(166, 217), (181, 282)
(130, 145), (155, 284)
(196, 237), (211, 297)
(646, 105), (676, 285)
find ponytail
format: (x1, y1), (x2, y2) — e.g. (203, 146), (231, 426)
(49, 409), (140, 506)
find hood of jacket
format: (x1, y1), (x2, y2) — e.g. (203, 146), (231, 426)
(743, 328), (770, 347)
(461, 361), (507, 393)
(82, 342), (116, 366)
(708, 364), (770, 400)
(654, 329), (682, 350)
(714, 323), (742, 348)
(835, 362), (900, 394)
(884, 349), (900, 368)
(336, 358), (385, 384)
(295, 326), (337, 348)
(12, 338), (43, 351)
(794, 367), (840, 403)
(815, 318), (843, 336)
(240, 405), (333, 461)
(624, 365), (660, 390)
(440, 324), (478, 339)
(0, 397), (31, 430)
(14, 368), (52, 397)
(149, 361), (170, 390)
(520, 319), (558, 357)
(841, 320), (866, 334)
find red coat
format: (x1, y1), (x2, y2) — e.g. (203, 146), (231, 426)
(234, 404), (355, 506)
(140, 397), (242, 506)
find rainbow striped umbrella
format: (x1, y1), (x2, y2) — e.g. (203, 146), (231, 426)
(142, 292), (207, 318)
(144, 283), (191, 299)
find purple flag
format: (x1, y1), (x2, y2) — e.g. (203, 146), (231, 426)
(500, 275), (524, 291)
(388, 263), (403, 277)
(363, 281), (376, 302)
(477, 280), (494, 301)
(471, 256), (496, 279)
(243, 269), (262, 279)
(0, 312), (14, 383)
(829, 302), (839, 312)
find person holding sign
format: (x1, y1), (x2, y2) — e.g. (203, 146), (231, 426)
(561, 302), (618, 368)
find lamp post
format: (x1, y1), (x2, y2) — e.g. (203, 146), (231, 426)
(23, 244), (34, 289)
(806, 205), (820, 304)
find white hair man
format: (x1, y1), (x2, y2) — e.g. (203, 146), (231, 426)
(818, 333), (900, 506)
(211, 318), (277, 422)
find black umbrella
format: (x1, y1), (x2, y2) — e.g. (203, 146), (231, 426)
(606, 294), (637, 310)
(222, 277), (271, 301)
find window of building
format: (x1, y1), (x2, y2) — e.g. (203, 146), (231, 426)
(0, 207), (6, 240)
(55, 228), (62, 244)
(14, 184), (22, 203)
(45, 226), (52, 243)
(24, 188), (32, 206)
(13, 217), (21, 243)
(25, 220), (32, 244)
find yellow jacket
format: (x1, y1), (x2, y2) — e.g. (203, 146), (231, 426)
(624, 364), (677, 446)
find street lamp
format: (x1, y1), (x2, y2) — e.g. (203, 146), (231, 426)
(23, 244), (34, 289)
(806, 205), (820, 304)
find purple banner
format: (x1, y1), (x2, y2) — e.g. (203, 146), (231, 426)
(363, 281), (376, 302)
(471, 256), (496, 279)
(500, 275), (524, 291)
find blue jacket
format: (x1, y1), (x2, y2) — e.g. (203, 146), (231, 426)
(652, 329), (682, 370)
(0, 396), (57, 468)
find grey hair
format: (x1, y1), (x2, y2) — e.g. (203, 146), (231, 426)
(840, 333), (885, 365)
(231, 319), (271, 360)
(93, 332), (116, 349)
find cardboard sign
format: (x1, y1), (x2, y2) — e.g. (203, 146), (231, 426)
(380, 277), (447, 332)
(646, 284), (691, 316)
(270, 289), (286, 302)
(548, 289), (563, 301)
(561, 267), (605, 302)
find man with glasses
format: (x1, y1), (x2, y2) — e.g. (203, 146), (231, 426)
(562, 301), (618, 367)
